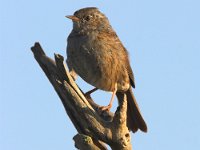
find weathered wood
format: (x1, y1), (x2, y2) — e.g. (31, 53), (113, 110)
(31, 42), (132, 150)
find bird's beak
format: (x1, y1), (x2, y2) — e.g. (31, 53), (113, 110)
(65, 15), (80, 22)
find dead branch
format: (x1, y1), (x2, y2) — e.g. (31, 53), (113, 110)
(31, 42), (132, 150)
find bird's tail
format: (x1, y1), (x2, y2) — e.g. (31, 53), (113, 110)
(117, 88), (147, 133)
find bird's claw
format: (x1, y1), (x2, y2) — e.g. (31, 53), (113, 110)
(99, 104), (112, 112)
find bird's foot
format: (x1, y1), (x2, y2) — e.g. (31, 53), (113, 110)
(84, 88), (98, 99)
(99, 104), (112, 112)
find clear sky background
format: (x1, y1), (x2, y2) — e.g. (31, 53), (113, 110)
(1, 0), (200, 150)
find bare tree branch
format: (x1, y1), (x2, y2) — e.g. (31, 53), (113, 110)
(31, 42), (132, 150)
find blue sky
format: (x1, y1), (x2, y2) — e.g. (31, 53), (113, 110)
(1, 0), (200, 149)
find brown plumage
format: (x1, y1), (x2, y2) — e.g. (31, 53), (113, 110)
(66, 7), (147, 132)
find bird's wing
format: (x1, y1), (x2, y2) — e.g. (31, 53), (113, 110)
(126, 62), (135, 88)
(97, 29), (136, 88)
(108, 31), (136, 88)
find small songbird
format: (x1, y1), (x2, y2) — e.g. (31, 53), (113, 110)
(66, 7), (147, 132)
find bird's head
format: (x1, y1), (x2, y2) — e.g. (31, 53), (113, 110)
(66, 7), (111, 32)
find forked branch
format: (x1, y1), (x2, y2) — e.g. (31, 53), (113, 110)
(31, 42), (132, 150)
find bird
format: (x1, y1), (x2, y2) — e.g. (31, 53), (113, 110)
(66, 7), (147, 133)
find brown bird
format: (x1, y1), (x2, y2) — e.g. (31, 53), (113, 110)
(66, 7), (147, 133)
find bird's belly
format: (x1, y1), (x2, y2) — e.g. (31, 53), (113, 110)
(72, 57), (115, 91)
(68, 52), (130, 92)
(67, 36), (130, 92)
(80, 67), (130, 92)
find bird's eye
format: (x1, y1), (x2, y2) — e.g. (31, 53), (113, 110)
(85, 15), (92, 21)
